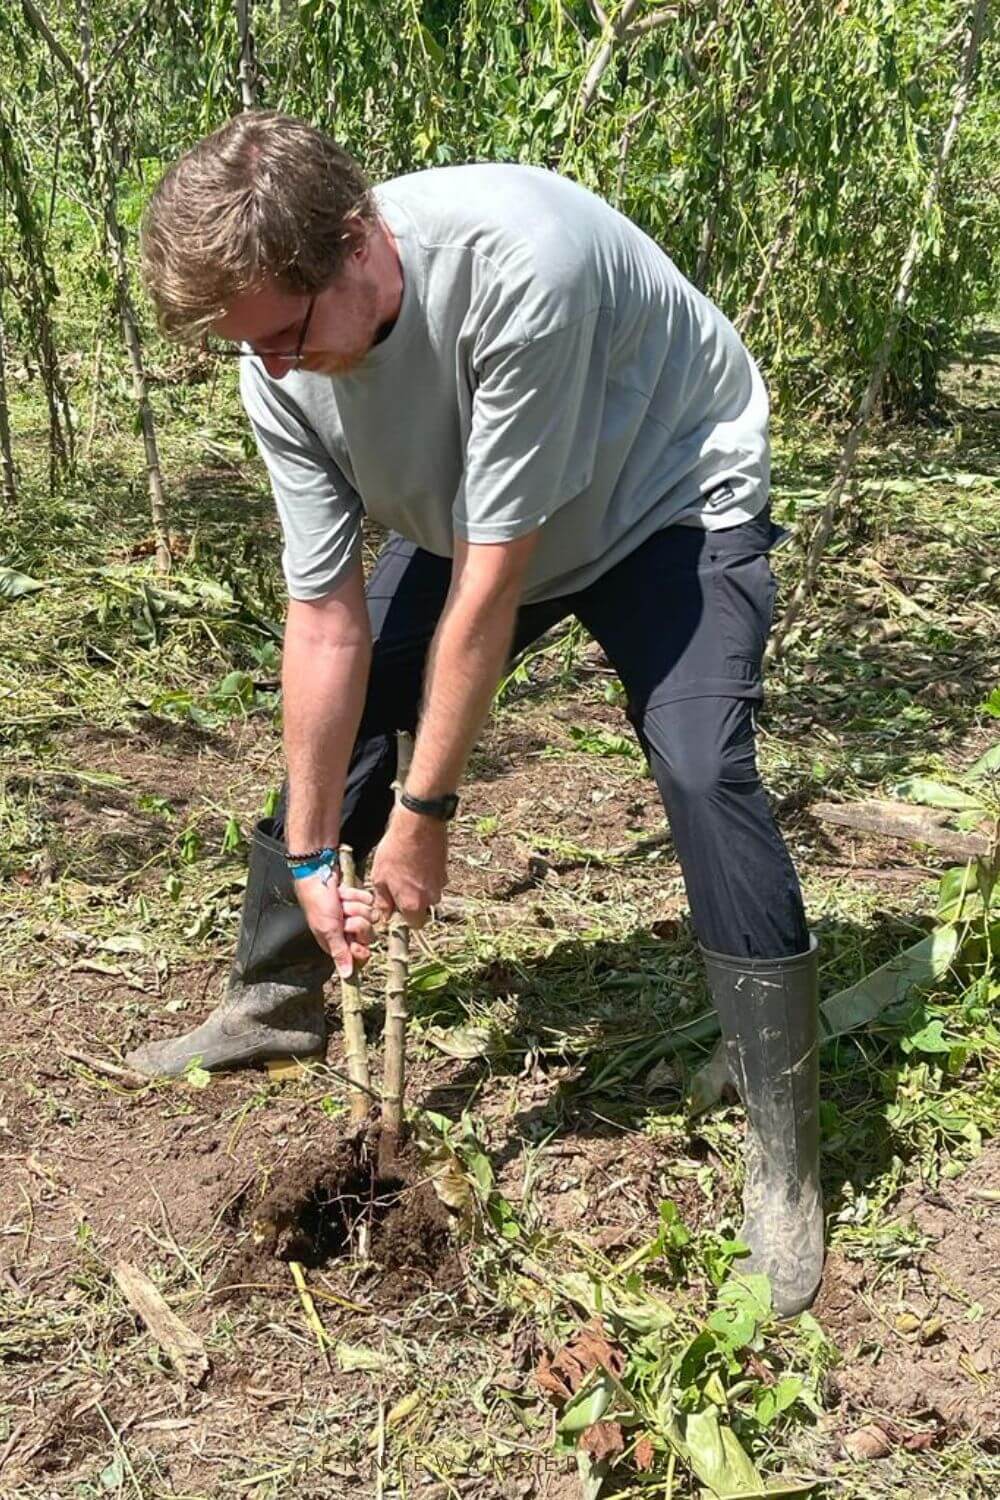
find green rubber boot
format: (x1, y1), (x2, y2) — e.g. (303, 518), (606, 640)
(126, 820), (332, 1078)
(702, 937), (824, 1318)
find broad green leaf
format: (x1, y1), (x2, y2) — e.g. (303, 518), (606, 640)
(683, 1404), (763, 1495)
(708, 1274), (772, 1352)
(966, 742), (1000, 780)
(978, 688), (1000, 720)
(819, 926), (960, 1039)
(0, 566), (44, 601)
(184, 1064), (211, 1089)
(424, 1024), (495, 1059)
(558, 1371), (614, 1434)
(408, 960), (450, 993)
(891, 777), (983, 812)
(899, 1020), (953, 1056)
(575, 1448), (607, 1500)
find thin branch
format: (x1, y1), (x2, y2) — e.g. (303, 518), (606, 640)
(576, 0), (643, 119)
(19, 0), (84, 86)
(94, 0), (154, 93)
(631, 6), (682, 34)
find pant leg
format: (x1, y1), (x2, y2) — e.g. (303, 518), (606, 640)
(274, 535), (568, 863)
(574, 509), (809, 959)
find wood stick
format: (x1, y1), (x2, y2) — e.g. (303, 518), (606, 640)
(112, 1261), (209, 1387)
(338, 845), (372, 1126)
(812, 799), (993, 862)
(379, 732), (414, 1171)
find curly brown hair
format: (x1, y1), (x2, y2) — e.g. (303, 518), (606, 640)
(140, 112), (376, 340)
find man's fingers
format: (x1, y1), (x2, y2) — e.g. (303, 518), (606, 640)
(328, 930), (355, 980)
(339, 884), (374, 909)
(399, 905), (429, 931)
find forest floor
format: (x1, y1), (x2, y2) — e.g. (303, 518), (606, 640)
(1, 330), (999, 1499)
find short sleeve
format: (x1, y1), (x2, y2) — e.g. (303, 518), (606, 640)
(240, 360), (363, 599)
(452, 309), (609, 542)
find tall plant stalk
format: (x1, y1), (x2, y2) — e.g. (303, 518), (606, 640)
(338, 844), (373, 1126)
(379, 731), (414, 1172)
(0, 275), (16, 504)
(0, 99), (74, 489)
(235, 0), (257, 110)
(19, 0), (171, 569)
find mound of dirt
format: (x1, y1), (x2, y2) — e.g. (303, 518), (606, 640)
(816, 1140), (1000, 1438)
(224, 1127), (461, 1307)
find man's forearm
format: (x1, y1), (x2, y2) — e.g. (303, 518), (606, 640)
(406, 583), (520, 799)
(282, 592), (371, 852)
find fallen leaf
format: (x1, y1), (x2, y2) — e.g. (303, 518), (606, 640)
(579, 1420), (625, 1462)
(634, 1435), (655, 1470)
(424, 1024), (495, 1059)
(841, 1424), (892, 1460)
(535, 1316), (627, 1406)
(903, 1430), (939, 1452)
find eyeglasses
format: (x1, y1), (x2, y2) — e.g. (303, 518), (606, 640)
(200, 295), (317, 363)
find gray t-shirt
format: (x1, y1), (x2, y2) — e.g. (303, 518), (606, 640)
(241, 163), (769, 605)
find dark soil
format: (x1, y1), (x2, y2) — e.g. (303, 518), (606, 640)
(226, 1127), (462, 1307)
(815, 1138), (1000, 1438)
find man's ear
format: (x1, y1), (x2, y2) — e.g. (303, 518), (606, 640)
(344, 213), (371, 261)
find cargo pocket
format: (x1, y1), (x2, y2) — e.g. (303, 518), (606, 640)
(708, 544), (777, 676)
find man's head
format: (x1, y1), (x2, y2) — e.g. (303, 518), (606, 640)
(141, 112), (391, 378)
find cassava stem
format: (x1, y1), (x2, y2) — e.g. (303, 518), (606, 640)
(380, 731), (414, 1168)
(338, 844), (372, 1125)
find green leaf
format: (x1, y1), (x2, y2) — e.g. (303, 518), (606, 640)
(0, 566), (44, 601)
(978, 688), (1000, 719)
(184, 1064), (212, 1089)
(891, 777), (982, 812)
(100, 1455), (125, 1490)
(820, 926), (960, 1038)
(424, 1024), (495, 1059)
(966, 742), (1000, 780)
(682, 1404), (763, 1495)
(557, 1371), (615, 1434)
(408, 960), (450, 993)
(568, 726), (642, 760)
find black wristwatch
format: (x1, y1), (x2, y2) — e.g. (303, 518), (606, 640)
(400, 789), (460, 822)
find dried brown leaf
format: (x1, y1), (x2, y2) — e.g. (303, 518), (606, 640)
(535, 1317), (626, 1406)
(579, 1420), (625, 1462)
(902, 1430), (939, 1453)
(535, 1351), (573, 1403)
(633, 1435), (656, 1471)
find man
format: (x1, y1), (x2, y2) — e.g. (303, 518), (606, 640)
(131, 112), (823, 1315)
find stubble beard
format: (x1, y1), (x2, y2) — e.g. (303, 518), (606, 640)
(299, 280), (379, 377)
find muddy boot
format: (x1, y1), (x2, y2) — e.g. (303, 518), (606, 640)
(702, 937), (824, 1318)
(126, 820), (333, 1077)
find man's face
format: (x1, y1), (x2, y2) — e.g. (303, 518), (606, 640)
(211, 248), (380, 380)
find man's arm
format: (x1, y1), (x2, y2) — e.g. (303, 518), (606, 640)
(283, 560), (374, 975)
(370, 530), (539, 924)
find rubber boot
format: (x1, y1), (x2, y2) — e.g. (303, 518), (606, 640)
(126, 820), (333, 1077)
(702, 937), (824, 1317)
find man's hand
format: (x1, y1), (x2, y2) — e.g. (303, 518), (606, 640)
(370, 808), (448, 929)
(295, 874), (375, 978)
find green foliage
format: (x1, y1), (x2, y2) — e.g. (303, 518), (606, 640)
(1, 0), (998, 439)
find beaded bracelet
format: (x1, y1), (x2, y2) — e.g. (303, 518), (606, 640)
(287, 847), (338, 882)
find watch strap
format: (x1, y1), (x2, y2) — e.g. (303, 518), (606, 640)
(399, 789), (459, 822)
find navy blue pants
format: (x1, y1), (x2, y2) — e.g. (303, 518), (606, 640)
(273, 508), (808, 960)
